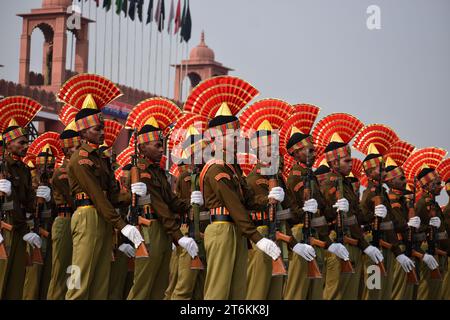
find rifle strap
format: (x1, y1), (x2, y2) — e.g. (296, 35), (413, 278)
(343, 215), (357, 227)
(137, 194), (151, 206)
(379, 221), (394, 231)
(311, 216), (327, 228)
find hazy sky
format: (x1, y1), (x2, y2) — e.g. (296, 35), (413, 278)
(0, 1), (449, 201)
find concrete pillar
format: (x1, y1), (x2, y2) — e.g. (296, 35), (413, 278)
(51, 15), (67, 90)
(18, 22), (31, 86)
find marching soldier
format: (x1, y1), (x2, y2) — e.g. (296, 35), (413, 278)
(357, 143), (415, 300)
(282, 126), (350, 300)
(47, 121), (81, 300)
(383, 157), (438, 299)
(437, 159), (450, 299)
(125, 98), (199, 300)
(57, 74), (142, 300)
(23, 137), (61, 300)
(0, 96), (44, 299)
(415, 164), (448, 299)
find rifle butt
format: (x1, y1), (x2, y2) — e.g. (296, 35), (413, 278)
(138, 216), (152, 227)
(31, 247), (44, 265)
(127, 257), (135, 272)
(1, 221), (12, 232)
(340, 259), (354, 274)
(0, 243), (7, 260)
(307, 259), (322, 279)
(275, 231), (293, 244)
(378, 261), (387, 277)
(430, 268), (442, 281)
(135, 242), (149, 258)
(406, 269), (419, 285)
(39, 227), (49, 238)
(272, 257), (287, 276)
(190, 256), (205, 270)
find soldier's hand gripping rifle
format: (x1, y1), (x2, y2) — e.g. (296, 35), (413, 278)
(335, 155), (355, 274)
(370, 159), (387, 276)
(405, 177), (421, 284)
(189, 166), (206, 270)
(0, 146), (12, 260)
(267, 175), (289, 276)
(33, 147), (51, 265)
(302, 149), (323, 279)
(128, 129), (149, 258)
(427, 194), (443, 280)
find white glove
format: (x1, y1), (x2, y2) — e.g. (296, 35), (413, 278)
(293, 243), (316, 262)
(120, 224), (144, 249)
(333, 198), (349, 212)
(423, 253), (439, 270)
(396, 254), (415, 272)
(256, 238), (281, 260)
(118, 243), (136, 258)
(429, 217), (441, 229)
(0, 233), (3, 244)
(131, 182), (147, 197)
(303, 199), (318, 214)
(0, 179), (12, 197)
(268, 187), (285, 203)
(364, 245), (384, 264)
(328, 243), (350, 261)
(407, 216), (421, 230)
(23, 232), (42, 248)
(190, 191), (204, 206)
(172, 242), (176, 251)
(36, 185), (51, 202)
(374, 204), (387, 219)
(178, 236), (199, 258)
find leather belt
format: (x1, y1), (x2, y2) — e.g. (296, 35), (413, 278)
(210, 207), (234, 223)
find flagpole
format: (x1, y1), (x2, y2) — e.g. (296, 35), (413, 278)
(139, 19), (144, 90)
(117, 13), (121, 84)
(110, 1), (114, 80)
(167, 32), (172, 98)
(133, 19), (137, 88)
(147, 23), (154, 92)
(94, 3), (98, 74)
(153, 29), (159, 94)
(174, 32), (179, 100)
(178, 41), (183, 101)
(160, 31), (163, 95)
(125, 16), (129, 86)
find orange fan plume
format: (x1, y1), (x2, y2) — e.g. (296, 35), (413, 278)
(103, 119), (124, 148)
(126, 98), (182, 133)
(116, 145), (134, 168)
(312, 113), (364, 150)
(0, 96), (43, 132)
(239, 98), (294, 137)
(353, 124), (399, 156)
(59, 104), (79, 126)
(403, 147), (447, 185)
(437, 158), (450, 183)
(27, 132), (63, 160)
(183, 76), (259, 118)
(57, 73), (122, 110)
(384, 140), (415, 167)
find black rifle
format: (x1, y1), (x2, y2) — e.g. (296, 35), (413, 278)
(405, 177), (420, 284)
(0, 146), (12, 260)
(189, 165), (206, 270)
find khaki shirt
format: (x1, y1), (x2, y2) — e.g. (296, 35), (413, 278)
(285, 162), (334, 248)
(4, 154), (35, 229)
(322, 172), (370, 251)
(68, 143), (128, 230)
(51, 158), (73, 209)
(200, 160), (263, 244)
(360, 181), (402, 256)
(138, 158), (190, 241)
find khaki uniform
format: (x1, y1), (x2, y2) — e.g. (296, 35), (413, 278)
(284, 163), (334, 300)
(388, 190), (421, 300)
(416, 193), (449, 300)
(359, 181), (403, 300)
(1, 154), (35, 300)
(171, 169), (206, 300)
(127, 158), (190, 300)
(244, 164), (290, 300)
(321, 173), (370, 300)
(164, 245), (180, 299)
(66, 143), (130, 300)
(441, 203), (450, 299)
(201, 160), (266, 300)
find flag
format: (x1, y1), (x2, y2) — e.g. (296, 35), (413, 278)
(154, 0), (165, 32)
(103, 0), (111, 11)
(146, 0), (154, 24)
(174, 0), (181, 34)
(179, 0), (186, 42)
(180, 0), (191, 42)
(115, 0), (122, 15)
(128, 0), (136, 20)
(122, 0), (128, 17)
(95, 0), (100, 6)
(167, 0), (174, 34)
(137, 0), (144, 22)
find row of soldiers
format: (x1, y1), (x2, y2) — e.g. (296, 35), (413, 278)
(0, 74), (448, 300)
